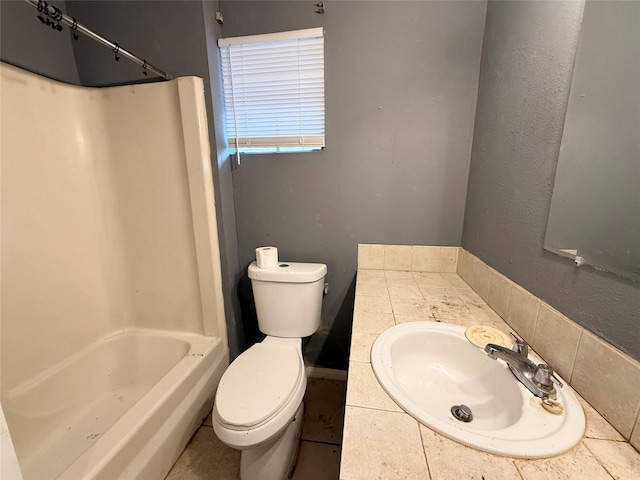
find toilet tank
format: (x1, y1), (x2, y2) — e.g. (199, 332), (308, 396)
(248, 261), (327, 338)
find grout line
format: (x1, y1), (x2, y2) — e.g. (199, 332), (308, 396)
(345, 403), (404, 415)
(568, 328), (582, 384)
(417, 421), (433, 480)
(582, 438), (617, 479)
(512, 460), (527, 480)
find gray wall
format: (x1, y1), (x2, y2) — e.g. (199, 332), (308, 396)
(462, 0), (640, 361)
(221, 1), (487, 368)
(1, 0), (79, 84)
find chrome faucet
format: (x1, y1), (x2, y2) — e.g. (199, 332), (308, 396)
(484, 335), (562, 399)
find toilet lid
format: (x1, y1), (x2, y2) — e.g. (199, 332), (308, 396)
(215, 342), (302, 428)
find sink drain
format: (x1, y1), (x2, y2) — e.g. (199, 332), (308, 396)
(451, 404), (473, 422)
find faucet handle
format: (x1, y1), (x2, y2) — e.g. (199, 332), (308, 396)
(534, 364), (563, 389)
(510, 332), (528, 357)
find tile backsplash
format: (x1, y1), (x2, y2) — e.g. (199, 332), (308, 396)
(357, 244), (640, 451)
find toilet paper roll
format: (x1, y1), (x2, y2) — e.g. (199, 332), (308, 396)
(256, 246), (278, 269)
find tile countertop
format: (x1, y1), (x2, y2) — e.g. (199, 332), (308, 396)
(339, 269), (640, 480)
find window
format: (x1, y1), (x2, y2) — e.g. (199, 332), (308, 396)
(218, 28), (325, 154)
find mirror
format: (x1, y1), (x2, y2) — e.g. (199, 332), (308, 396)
(545, 0), (640, 281)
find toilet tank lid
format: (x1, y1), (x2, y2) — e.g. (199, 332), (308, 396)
(248, 261), (327, 283)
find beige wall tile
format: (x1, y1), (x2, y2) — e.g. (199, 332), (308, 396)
(388, 283), (423, 299)
(571, 332), (640, 439)
(514, 442), (612, 480)
(340, 407), (428, 480)
(413, 272), (448, 287)
(354, 295), (392, 314)
(352, 311), (395, 334)
(576, 393), (625, 442)
(471, 260), (491, 300)
(357, 244), (384, 269)
(440, 247), (459, 273)
(345, 362), (402, 412)
(411, 246), (442, 272)
(584, 438), (640, 480)
(420, 426), (522, 479)
(441, 272), (469, 288)
(631, 413), (640, 451)
(457, 249), (476, 285)
(384, 245), (413, 271)
(506, 285), (539, 345)
(356, 282), (389, 297)
(356, 269), (387, 284)
(350, 332), (378, 363)
(531, 304), (581, 380)
(487, 270), (512, 319)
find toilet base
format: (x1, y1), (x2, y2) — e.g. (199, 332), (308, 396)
(240, 402), (305, 480)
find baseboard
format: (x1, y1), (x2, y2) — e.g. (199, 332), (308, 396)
(305, 366), (347, 381)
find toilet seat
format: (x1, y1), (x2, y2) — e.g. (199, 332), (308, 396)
(215, 341), (302, 429)
(212, 337), (307, 449)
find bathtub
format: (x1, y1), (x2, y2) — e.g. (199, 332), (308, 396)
(2, 329), (228, 479)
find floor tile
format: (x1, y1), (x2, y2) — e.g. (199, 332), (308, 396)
(293, 441), (341, 480)
(302, 378), (347, 445)
(165, 427), (240, 480)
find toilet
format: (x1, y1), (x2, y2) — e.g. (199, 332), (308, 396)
(212, 260), (327, 480)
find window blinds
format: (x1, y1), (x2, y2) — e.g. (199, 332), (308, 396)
(218, 28), (325, 152)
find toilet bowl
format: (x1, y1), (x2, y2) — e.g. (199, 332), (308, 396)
(212, 260), (327, 480)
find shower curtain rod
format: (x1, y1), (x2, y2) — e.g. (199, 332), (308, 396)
(23, 0), (172, 80)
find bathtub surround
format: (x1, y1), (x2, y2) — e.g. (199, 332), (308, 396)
(63, 0), (245, 360)
(339, 244), (640, 479)
(462, 0), (640, 362)
(1, 64), (228, 478)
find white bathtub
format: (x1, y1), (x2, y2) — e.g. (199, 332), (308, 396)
(2, 329), (228, 479)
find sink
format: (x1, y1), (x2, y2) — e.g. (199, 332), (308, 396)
(370, 322), (585, 458)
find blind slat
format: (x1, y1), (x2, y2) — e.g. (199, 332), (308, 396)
(219, 29), (325, 151)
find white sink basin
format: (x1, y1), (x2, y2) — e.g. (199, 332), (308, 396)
(371, 322), (585, 458)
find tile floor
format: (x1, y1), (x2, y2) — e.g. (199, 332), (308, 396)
(165, 377), (346, 480)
